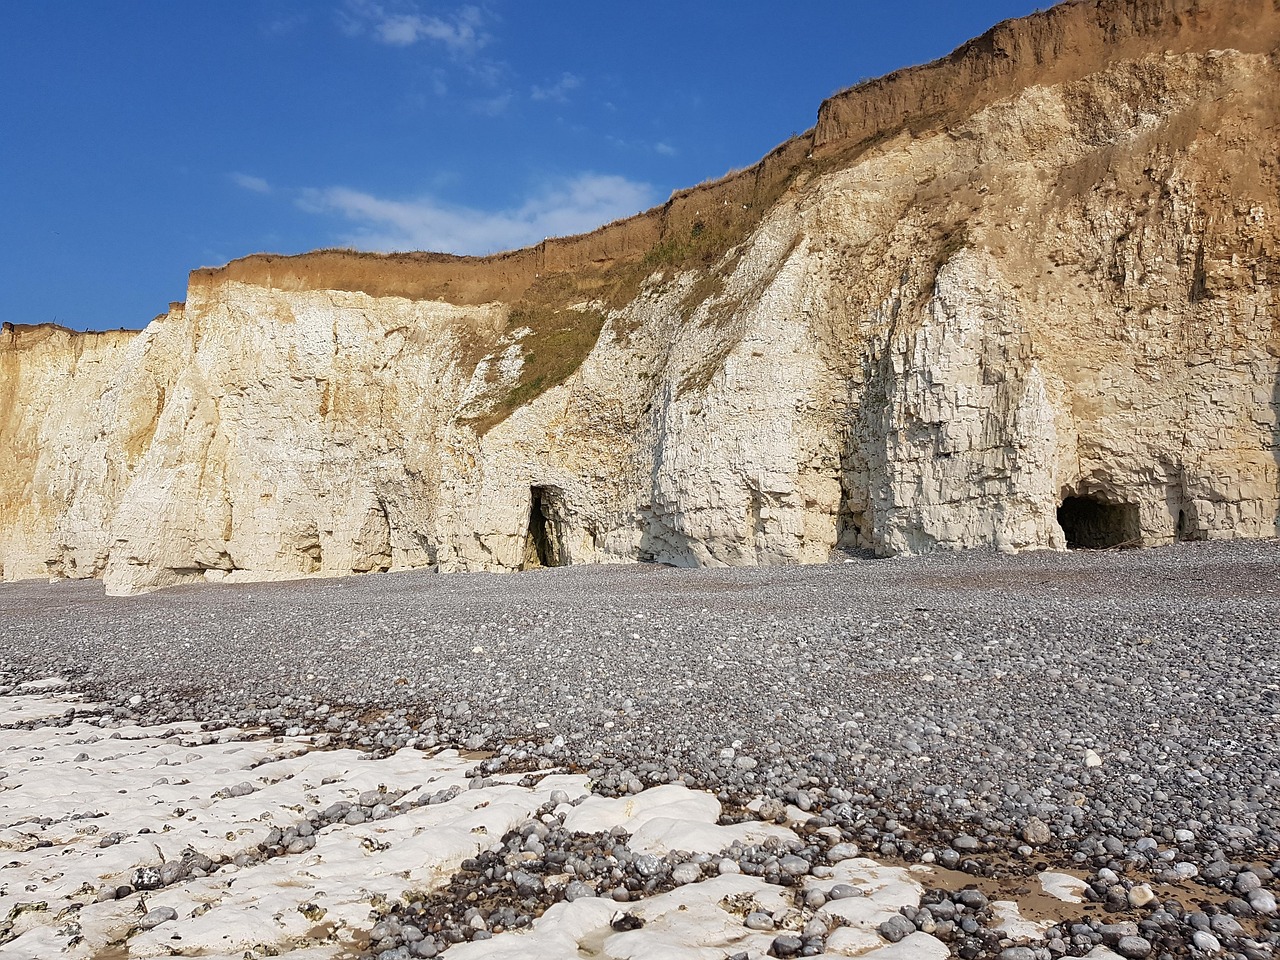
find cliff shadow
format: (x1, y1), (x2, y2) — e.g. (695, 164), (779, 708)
(834, 422), (877, 559)
(521, 485), (568, 570)
(1274, 367), (1280, 538)
(1057, 496), (1141, 549)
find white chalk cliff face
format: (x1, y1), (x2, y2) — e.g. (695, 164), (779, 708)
(2, 0), (1278, 595)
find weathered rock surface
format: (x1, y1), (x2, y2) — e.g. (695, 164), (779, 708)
(2, 0), (1278, 594)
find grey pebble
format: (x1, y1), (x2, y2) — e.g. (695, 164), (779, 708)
(769, 934), (804, 958)
(1191, 930), (1222, 952)
(1116, 936), (1153, 959)
(1022, 818), (1052, 845)
(139, 905), (178, 929)
(826, 842), (860, 862)
(779, 854), (810, 876)
(878, 914), (916, 943)
(1248, 889), (1277, 915)
(1235, 871), (1263, 894)
(5, 542), (1280, 960)
(671, 862), (701, 885)
(827, 883), (861, 900)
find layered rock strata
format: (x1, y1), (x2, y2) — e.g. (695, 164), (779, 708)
(2, 0), (1278, 594)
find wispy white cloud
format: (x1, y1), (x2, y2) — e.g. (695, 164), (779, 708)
(531, 72), (581, 103)
(607, 135), (679, 158)
(230, 172), (272, 194)
(340, 1), (489, 55)
(296, 173), (656, 255)
(262, 13), (308, 36)
(469, 92), (512, 116)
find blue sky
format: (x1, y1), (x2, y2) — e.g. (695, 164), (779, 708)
(2, 1), (1046, 331)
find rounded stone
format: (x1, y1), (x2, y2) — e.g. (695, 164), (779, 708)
(1235, 871), (1263, 894)
(139, 905), (179, 930)
(878, 915), (916, 943)
(803, 917), (829, 938)
(779, 855), (810, 876)
(1128, 884), (1157, 909)
(1191, 930), (1222, 952)
(1116, 936), (1153, 959)
(671, 862), (701, 886)
(827, 842), (860, 862)
(955, 889), (988, 910)
(1248, 889), (1277, 915)
(633, 854), (663, 877)
(1210, 914), (1245, 937)
(1022, 818), (1052, 846)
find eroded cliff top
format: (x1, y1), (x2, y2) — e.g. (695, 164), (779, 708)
(189, 0), (1280, 308)
(1, 322), (138, 351)
(13, 0), (1278, 338)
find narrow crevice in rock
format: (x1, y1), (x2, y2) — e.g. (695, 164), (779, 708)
(523, 486), (567, 570)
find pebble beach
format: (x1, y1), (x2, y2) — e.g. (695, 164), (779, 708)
(1, 539), (1278, 959)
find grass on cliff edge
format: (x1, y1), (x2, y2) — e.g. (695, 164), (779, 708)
(463, 134), (892, 432)
(464, 274), (606, 435)
(465, 219), (743, 435)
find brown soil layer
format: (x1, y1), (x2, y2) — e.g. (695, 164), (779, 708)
(184, 0), (1280, 309)
(13, 2), (1279, 341)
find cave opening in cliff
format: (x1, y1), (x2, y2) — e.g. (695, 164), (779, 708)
(523, 485), (567, 569)
(1057, 496), (1141, 549)
(1176, 500), (1205, 542)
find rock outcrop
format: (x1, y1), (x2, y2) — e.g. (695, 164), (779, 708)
(3, 0), (1278, 594)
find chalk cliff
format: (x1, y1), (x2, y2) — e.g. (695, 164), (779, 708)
(3, 0), (1278, 594)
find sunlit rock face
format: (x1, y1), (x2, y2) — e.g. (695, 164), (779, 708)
(2, 0), (1278, 594)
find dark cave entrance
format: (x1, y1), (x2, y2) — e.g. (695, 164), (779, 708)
(1175, 500), (1205, 542)
(1057, 496), (1141, 549)
(523, 485), (567, 569)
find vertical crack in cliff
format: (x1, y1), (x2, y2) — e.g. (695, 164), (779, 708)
(522, 486), (567, 570)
